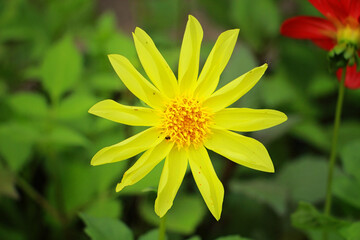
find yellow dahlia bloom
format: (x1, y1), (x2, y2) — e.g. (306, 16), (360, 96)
(89, 15), (287, 220)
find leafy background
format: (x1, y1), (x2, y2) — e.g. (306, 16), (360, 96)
(1, 0), (360, 239)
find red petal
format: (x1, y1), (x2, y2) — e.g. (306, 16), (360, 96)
(343, 0), (360, 20)
(311, 39), (336, 50)
(336, 65), (360, 89)
(309, 0), (349, 21)
(281, 16), (336, 40)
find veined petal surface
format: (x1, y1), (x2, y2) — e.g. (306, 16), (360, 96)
(178, 15), (203, 95)
(346, 0), (360, 19)
(204, 64), (267, 112)
(116, 140), (174, 192)
(309, 0), (348, 20)
(108, 54), (165, 109)
(312, 38), (336, 51)
(133, 28), (178, 98)
(280, 16), (336, 40)
(213, 108), (287, 132)
(89, 99), (160, 126)
(205, 129), (274, 172)
(188, 146), (224, 220)
(155, 147), (188, 217)
(194, 29), (239, 100)
(91, 127), (162, 166)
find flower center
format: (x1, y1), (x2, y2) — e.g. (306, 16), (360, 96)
(161, 97), (212, 148)
(337, 25), (360, 47)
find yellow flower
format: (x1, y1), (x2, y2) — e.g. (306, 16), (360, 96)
(89, 15), (287, 220)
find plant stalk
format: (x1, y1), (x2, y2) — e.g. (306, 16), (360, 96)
(16, 175), (66, 224)
(158, 215), (167, 240)
(322, 67), (346, 240)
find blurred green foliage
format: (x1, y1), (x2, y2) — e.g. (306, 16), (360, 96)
(1, 0), (360, 240)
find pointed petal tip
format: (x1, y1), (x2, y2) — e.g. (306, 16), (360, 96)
(266, 164), (275, 173)
(87, 99), (110, 115)
(280, 112), (288, 122)
(188, 15), (201, 24)
(90, 159), (102, 166)
(260, 63), (268, 71)
(226, 28), (240, 37)
(90, 150), (112, 166)
(108, 54), (127, 64)
(212, 208), (222, 221)
(107, 54), (117, 60)
(116, 183), (125, 192)
(88, 105), (95, 114)
(134, 27), (145, 36)
(188, 14), (196, 20)
(88, 101), (101, 115)
(154, 204), (168, 219)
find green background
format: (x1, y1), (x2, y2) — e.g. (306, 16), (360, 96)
(1, 0), (360, 239)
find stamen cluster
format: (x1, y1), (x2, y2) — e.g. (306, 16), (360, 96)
(161, 97), (212, 148)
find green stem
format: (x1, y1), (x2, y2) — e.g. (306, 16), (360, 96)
(15, 175), (65, 224)
(322, 67), (346, 240)
(158, 215), (167, 240)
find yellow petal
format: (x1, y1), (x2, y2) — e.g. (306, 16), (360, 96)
(133, 28), (178, 98)
(178, 15), (203, 95)
(188, 146), (224, 220)
(213, 108), (287, 132)
(194, 29), (239, 100)
(204, 64), (267, 112)
(155, 147), (187, 217)
(89, 99), (160, 126)
(116, 140), (174, 192)
(91, 127), (162, 166)
(205, 129), (274, 172)
(108, 54), (165, 109)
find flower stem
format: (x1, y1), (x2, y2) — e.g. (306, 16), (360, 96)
(322, 67), (346, 240)
(15, 175), (66, 224)
(158, 215), (167, 240)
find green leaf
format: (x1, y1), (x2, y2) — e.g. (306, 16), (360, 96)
(48, 160), (126, 214)
(215, 236), (252, 240)
(339, 139), (360, 181)
(86, 12), (136, 61)
(337, 121), (360, 151)
(340, 222), (360, 240)
(291, 202), (348, 231)
(260, 70), (298, 108)
(93, 162), (127, 193)
(85, 198), (122, 219)
(138, 229), (167, 240)
(333, 176), (360, 209)
(277, 155), (333, 203)
(79, 213), (133, 240)
(229, 0), (280, 49)
(48, 125), (88, 147)
(9, 92), (48, 118)
(0, 122), (38, 171)
(41, 35), (82, 102)
(140, 194), (206, 234)
(229, 179), (287, 215)
(56, 92), (96, 120)
(90, 72), (125, 92)
(291, 121), (330, 151)
(308, 74), (337, 98)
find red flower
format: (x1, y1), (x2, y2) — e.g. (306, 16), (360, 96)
(280, 0), (360, 89)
